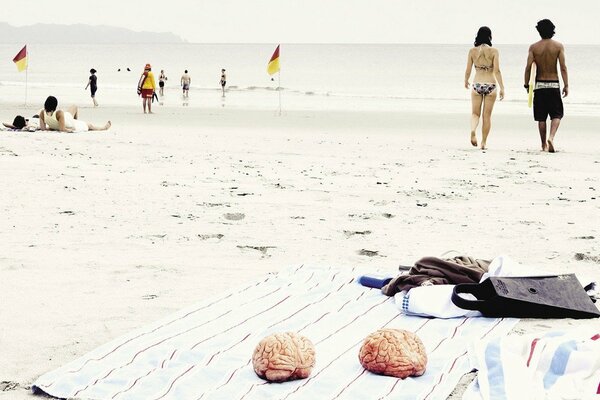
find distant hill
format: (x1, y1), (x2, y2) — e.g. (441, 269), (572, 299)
(0, 22), (185, 44)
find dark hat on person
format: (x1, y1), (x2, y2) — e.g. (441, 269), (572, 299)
(12, 115), (27, 129)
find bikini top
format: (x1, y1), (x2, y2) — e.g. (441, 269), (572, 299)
(474, 46), (493, 71)
(475, 64), (493, 71)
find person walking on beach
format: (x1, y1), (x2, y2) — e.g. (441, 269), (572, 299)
(38, 96), (111, 132)
(84, 68), (98, 107)
(159, 70), (167, 97)
(524, 19), (568, 153)
(464, 27), (505, 150)
(138, 63), (157, 114)
(181, 70), (191, 98)
(220, 69), (227, 97)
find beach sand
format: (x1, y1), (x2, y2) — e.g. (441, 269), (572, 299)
(1, 103), (599, 399)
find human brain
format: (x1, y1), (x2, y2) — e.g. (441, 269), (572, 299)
(252, 332), (316, 382)
(358, 329), (427, 378)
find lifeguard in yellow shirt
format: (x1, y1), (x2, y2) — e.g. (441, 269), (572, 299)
(138, 63), (156, 114)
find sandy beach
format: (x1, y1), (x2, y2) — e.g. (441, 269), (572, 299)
(1, 103), (599, 399)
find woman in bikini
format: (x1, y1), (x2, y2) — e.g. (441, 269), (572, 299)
(464, 26), (505, 150)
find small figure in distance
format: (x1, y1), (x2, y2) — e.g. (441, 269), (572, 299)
(464, 26), (505, 150)
(524, 19), (568, 153)
(159, 69), (167, 97)
(84, 68), (98, 107)
(220, 68), (227, 97)
(181, 69), (191, 98)
(138, 63), (157, 114)
(38, 96), (111, 132)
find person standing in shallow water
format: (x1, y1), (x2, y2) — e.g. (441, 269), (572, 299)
(464, 26), (505, 150)
(181, 70), (191, 98)
(84, 68), (98, 107)
(220, 69), (227, 97)
(524, 19), (569, 153)
(159, 70), (167, 97)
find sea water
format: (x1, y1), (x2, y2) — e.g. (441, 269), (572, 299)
(0, 43), (598, 115)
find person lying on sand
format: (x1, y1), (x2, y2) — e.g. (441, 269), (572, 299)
(39, 96), (111, 133)
(2, 115), (40, 131)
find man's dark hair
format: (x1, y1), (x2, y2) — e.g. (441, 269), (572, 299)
(536, 19), (555, 39)
(185, 70), (188, 73)
(474, 26), (492, 47)
(12, 115), (26, 129)
(44, 96), (58, 112)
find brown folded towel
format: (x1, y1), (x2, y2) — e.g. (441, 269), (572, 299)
(381, 255), (491, 296)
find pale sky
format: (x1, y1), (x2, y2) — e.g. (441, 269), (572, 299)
(3, 0), (600, 44)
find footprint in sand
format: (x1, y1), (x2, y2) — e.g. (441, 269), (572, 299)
(197, 234), (225, 240)
(237, 245), (276, 256)
(0, 381), (19, 391)
(574, 253), (600, 263)
(343, 230), (372, 238)
(223, 213), (245, 221)
(358, 249), (382, 257)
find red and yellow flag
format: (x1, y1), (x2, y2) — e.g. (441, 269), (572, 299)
(13, 45), (27, 72)
(267, 45), (280, 75)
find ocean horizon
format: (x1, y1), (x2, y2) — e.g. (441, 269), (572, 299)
(1, 43), (598, 115)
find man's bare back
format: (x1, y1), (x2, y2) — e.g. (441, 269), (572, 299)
(529, 39), (565, 82)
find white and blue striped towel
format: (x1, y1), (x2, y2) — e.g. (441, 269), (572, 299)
(465, 329), (600, 400)
(33, 265), (518, 400)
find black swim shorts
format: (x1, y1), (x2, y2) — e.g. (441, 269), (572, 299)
(533, 88), (563, 121)
(159, 81), (165, 88)
(91, 86), (97, 96)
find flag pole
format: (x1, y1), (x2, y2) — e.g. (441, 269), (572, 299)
(25, 62), (28, 106)
(278, 70), (281, 116)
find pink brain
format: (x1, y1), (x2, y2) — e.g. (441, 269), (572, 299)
(358, 329), (427, 378)
(252, 332), (316, 382)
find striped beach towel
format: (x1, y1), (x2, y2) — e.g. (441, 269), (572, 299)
(33, 265), (517, 400)
(464, 330), (600, 400)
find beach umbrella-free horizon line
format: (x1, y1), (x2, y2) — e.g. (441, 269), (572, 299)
(267, 44), (281, 115)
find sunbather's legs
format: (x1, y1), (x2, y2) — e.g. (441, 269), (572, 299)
(67, 106), (79, 119)
(87, 121), (111, 131)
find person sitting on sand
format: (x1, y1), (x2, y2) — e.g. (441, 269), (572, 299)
(524, 19), (568, 153)
(464, 26), (505, 150)
(38, 96), (111, 133)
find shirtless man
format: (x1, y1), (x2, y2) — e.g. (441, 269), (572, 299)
(181, 70), (191, 98)
(524, 19), (569, 153)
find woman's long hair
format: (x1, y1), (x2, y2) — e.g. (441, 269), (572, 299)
(474, 26), (492, 47)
